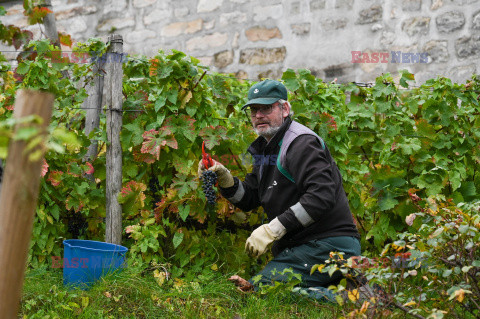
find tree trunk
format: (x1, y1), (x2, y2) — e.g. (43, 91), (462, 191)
(0, 90), (54, 319)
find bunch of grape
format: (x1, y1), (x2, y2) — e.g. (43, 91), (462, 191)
(201, 170), (217, 205)
(66, 211), (88, 239)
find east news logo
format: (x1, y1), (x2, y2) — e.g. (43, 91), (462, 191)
(351, 51), (428, 63)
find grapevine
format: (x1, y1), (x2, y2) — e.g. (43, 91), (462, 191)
(201, 170), (217, 205)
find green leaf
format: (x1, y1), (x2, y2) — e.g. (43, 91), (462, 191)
(166, 88), (178, 104)
(378, 192), (398, 211)
(16, 62), (29, 75)
(154, 96), (166, 112)
(178, 205), (190, 222)
(172, 231), (184, 249)
(282, 69), (300, 92)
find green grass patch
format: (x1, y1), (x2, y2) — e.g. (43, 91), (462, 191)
(20, 265), (338, 318)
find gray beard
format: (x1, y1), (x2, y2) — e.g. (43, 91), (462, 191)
(255, 124), (282, 140)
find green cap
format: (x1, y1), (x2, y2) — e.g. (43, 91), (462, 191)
(242, 79), (288, 110)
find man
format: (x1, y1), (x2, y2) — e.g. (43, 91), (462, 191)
(198, 79), (360, 300)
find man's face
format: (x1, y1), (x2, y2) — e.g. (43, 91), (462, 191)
(248, 102), (289, 140)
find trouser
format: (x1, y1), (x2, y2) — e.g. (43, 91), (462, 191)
(249, 236), (361, 302)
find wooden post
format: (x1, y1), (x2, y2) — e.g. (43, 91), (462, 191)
(41, 0), (69, 78)
(41, 0), (60, 48)
(83, 61), (105, 163)
(0, 90), (54, 319)
(0, 159), (3, 196)
(105, 34), (123, 245)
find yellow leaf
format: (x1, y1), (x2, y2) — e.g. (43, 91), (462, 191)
(153, 269), (166, 286)
(180, 79), (189, 89)
(359, 300), (370, 313)
(104, 291), (112, 298)
(46, 215), (53, 224)
(211, 263), (218, 271)
(181, 91), (193, 108)
(455, 289), (465, 303)
(315, 264), (325, 274)
(81, 296), (89, 308)
(348, 289), (359, 302)
(403, 300), (416, 307)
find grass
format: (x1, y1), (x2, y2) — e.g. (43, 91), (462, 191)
(20, 265), (339, 318)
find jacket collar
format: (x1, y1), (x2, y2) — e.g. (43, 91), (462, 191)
(247, 117), (292, 155)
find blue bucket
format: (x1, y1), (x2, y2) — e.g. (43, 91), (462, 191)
(63, 239), (128, 289)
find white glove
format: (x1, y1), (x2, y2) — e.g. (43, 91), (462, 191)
(245, 218), (286, 258)
(197, 159), (234, 188)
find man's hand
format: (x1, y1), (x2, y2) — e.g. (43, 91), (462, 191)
(245, 217), (286, 258)
(197, 160), (234, 188)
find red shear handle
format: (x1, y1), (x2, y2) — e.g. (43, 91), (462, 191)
(202, 141), (214, 169)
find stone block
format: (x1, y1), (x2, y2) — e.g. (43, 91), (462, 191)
(235, 70), (248, 80)
(186, 32), (229, 51)
(431, 0), (443, 10)
(448, 64), (477, 83)
(258, 69), (283, 80)
(402, 17), (430, 36)
(291, 23), (311, 35)
(97, 17), (135, 32)
(245, 27), (282, 42)
(125, 29), (156, 44)
(144, 9), (171, 25)
(55, 6), (97, 20)
(175, 8), (189, 18)
(103, 0), (127, 13)
(186, 19), (203, 33)
(133, 0), (157, 8)
(4, 4), (23, 16)
(219, 12), (248, 27)
(254, 5), (283, 22)
(310, 0), (326, 11)
(197, 56), (213, 66)
(380, 31), (396, 46)
(204, 20), (215, 30)
(322, 18), (348, 30)
(214, 50), (234, 68)
(335, 0), (353, 9)
(473, 11), (480, 29)
(198, 0), (223, 13)
(436, 11), (465, 33)
(402, 0), (422, 11)
(161, 19), (203, 37)
(291, 1), (301, 15)
(161, 22), (185, 37)
(64, 17), (88, 33)
(423, 40), (449, 62)
(455, 35), (480, 58)
(239, 47), (286, 65)
(356, 5), (383, 24)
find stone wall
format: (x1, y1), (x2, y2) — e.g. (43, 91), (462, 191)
(1, 0), (479, 84)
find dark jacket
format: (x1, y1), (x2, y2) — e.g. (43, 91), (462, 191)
(220, 117), (359, 256)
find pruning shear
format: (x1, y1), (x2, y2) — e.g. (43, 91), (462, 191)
(202, 141), (214, 169)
